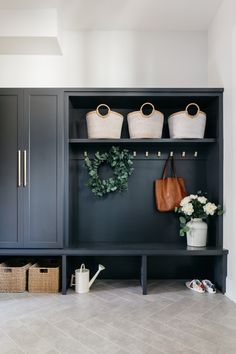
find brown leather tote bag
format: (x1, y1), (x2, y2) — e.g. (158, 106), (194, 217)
(155, 157), (187, 212)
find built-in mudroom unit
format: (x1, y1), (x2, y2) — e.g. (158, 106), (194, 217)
(0, 88), (228, 295)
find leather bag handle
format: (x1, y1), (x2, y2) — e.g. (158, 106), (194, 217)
(162, 157), (177, 179)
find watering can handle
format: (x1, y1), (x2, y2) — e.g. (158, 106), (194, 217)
(70, 274), (75, 287)
(80, 264), (86, 272)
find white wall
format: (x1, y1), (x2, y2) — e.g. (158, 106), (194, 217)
(208, 0), (236, 302)
(0, 9), (61, 55)
(0, 30), (207, 87)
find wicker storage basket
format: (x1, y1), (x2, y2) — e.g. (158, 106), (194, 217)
(86, 104), (124, 139)
(168, 103), (206, 139)
(0, 259), (32, 292)
(28, 259), (60, 293)
(127, 102), (164, 138)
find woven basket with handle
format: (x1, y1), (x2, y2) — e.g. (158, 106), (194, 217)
(86, 104), (124, 139)
(0, 259), (32, 292)
(127, 102), (164, 138)
(28, 259), (60, 293)
(168, 103), (206, 139)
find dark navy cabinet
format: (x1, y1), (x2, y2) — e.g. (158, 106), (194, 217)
(23, 89), (64, 248)
(0, 89), (24, 247)
(0, 88), (228, 295)
(0, 89), (64, 248)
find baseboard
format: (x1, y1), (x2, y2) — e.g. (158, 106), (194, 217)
(225, 277), (236, 302)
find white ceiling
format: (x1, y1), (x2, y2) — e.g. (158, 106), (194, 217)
(0, 0), (222, 31)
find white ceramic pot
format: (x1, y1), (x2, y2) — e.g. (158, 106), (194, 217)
(186, 218), (208, 247)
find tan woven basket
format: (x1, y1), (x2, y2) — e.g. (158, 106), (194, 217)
(168, 103), (206, 139)
(0, 259), (32, 292)
(86, 104), (124, 139)
(28, 259), (60, 293)
(127, 102), (164, 138)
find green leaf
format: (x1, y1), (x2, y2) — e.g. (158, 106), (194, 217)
(179, 216), (186, 224)
(84, 146), (133, 197)
(179, 229), (185, 237)
(218, 210), (224, 216)
(182, 226), (189, 233)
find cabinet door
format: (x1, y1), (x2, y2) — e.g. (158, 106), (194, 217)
(23, 89), (64, 248)
(0, 90), (24, 247)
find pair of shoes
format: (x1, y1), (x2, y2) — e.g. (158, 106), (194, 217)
(186, 279), (216, 294)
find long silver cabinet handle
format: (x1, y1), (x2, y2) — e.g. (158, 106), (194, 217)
(18, 150), (21, 187)
(23, 150), (27, 187)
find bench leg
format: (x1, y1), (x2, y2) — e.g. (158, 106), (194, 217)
(62, 254), (67, 295)
(141, 255), (147, 295)
(214, 253), (228, 294)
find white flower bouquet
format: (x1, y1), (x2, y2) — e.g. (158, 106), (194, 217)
(175, 192), (224, 236)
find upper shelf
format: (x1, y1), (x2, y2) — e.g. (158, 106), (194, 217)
(0, 244), (228, 256)
(69, 138), (216, 144)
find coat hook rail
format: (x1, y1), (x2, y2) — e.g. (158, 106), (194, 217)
(82, 150), (199, 159)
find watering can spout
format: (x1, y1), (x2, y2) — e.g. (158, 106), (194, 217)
(89, 264), (105, 288)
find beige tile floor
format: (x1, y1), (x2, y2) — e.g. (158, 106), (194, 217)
(0, 280), (236, 354)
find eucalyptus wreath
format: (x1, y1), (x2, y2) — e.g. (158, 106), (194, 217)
(84, 146), (134, 197)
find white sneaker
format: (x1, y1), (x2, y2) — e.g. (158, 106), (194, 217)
(186, 279), (205, 293)
(202, 279), (216, 294)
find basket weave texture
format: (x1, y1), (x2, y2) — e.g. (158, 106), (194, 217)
(0, 259), (32, 292)
(86, 104), (124, 139)
(28, 259), (60, 293)
(127, 103), (164, 139)
(168, 103), (206, 139)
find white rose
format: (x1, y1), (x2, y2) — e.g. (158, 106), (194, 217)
(203, 202), (217, 216)
(182, 203), (194, 216)
(180, 196), (191, 206)
(190, 194), (198, 200)
(198, 196), (207, 204)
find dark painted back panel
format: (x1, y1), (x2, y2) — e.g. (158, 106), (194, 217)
(67, 255), (215, 280)
(70, 158), (207, 245)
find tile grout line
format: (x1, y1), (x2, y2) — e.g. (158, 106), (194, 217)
(150, 315), (219, 353)
(28, 317), (93, 354)
(79, 321), (132, 354)
(81, 316), (168, 354)
(1, 327), (27, 354)
(48, 318), (97, 354)
(17, 316), (76, 354)
(171, 314), (236, 349)
(97, 315), (196, 354)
